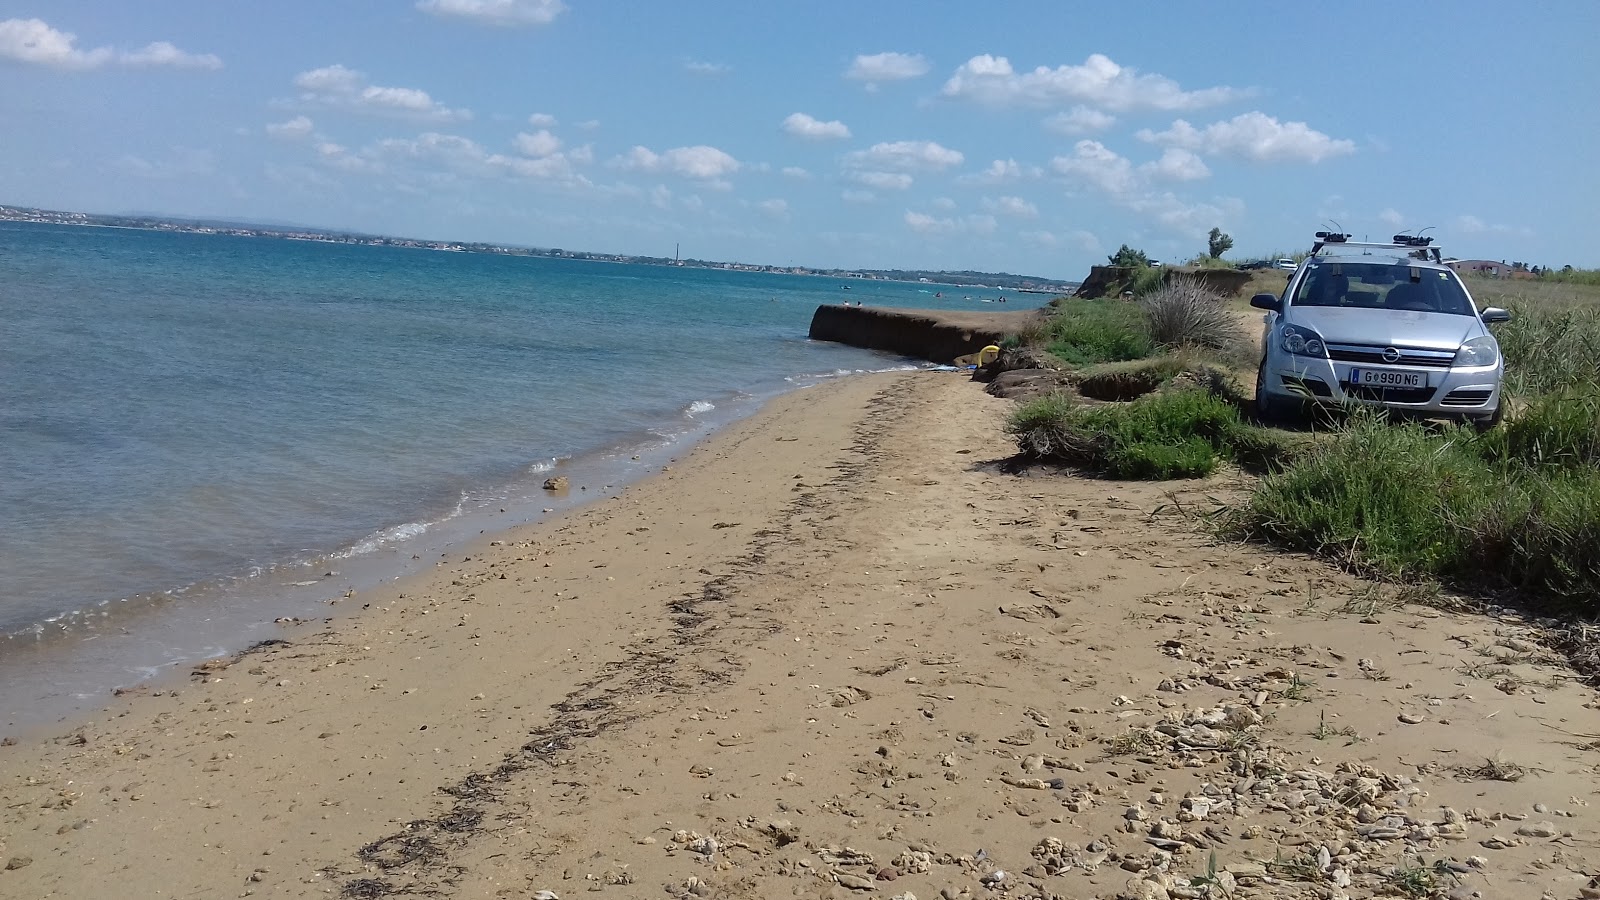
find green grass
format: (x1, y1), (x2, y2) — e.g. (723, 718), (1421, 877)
(1037, 298), (1155, 366)
(1494, 300), (1600, 397)
(1227, 411), (1600, 611)
(1539, 267), (1600, 287)
(1477, 388), (1600, 469)
(1008, 388), (1298, 479)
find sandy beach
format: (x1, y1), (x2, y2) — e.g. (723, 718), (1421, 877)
(3, 371), (1597, 900)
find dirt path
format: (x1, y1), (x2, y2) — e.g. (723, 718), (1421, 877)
(3, 373), (1596, 900)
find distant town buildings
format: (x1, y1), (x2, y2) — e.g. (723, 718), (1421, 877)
(0, 204), (1076, 292)
(1446, 259), (1539, 279)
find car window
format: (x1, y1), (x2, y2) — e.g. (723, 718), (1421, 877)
(1289, 262), (1475, 315)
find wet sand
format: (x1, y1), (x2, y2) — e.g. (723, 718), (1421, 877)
(2, 372), (1597, 899)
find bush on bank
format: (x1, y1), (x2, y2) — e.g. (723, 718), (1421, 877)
(1038, 279), (1245, 368)
(1007, 389), (1297, 480)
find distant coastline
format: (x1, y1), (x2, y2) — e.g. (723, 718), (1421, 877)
(0, 203), (1077, 293)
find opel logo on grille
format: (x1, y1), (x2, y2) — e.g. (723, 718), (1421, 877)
(1382, 347), (1402, 363)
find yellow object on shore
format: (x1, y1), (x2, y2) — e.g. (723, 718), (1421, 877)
(977, 344), (1001, 366)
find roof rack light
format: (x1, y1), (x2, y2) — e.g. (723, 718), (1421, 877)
(1392, 234), (1433, 247)
(1314, 231), (1351, 243)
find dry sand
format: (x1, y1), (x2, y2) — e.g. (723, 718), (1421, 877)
(3, 372), (1598, 900)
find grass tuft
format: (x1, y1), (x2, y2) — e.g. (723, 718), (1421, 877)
(1038, 298), (1155, 366)
(1141, 276), (1247, 354)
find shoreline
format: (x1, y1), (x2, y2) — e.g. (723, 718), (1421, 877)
(2, 371), (1596, 900)
(0, 362), (918, 734)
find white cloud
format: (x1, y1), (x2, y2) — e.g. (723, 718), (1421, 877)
(113, 147), (216, 179)
(1378, 208), (1406, 228)
(984, 195), (1039, 219)
(348, 131), (591, 185)
(841, 189), (877, 204)
(566, 143), (593, 164)
(514, 129), (562, 157)
(1140, 147), (1210, 182)
(577, 119), (600, 130)
(1022, 229), (1102, 253)
(1452, 214), (1532, 238)
(293, 64), (470, 122)
(121, 41), (222, 70)
(0, 18), (220, 71)
(1044, 106), (1116, 135)
(1050, 140), (1137, 194)
(684, 59), (730, 76)
(266, 116), (315, 140)
(904, 211), (954, 235)
(931, 196), (957, 211)
(942, 53), (1243, 112)
(781, 166), (812, 179)
(612, 144), (741, 182)
(958, 158), (1040, 186)
(527, 112), (557, 127)
(649, 185), (672, 209)
(757, 198), (789, 219)
(1125, 192), (1244, 238)
(852, 171), (914, 191)
(314, 141), (378, 174)
(1050, 140), (1239, 237)
(417, 0), (565, 26)
(782, 112), (851, 141)
(845, 51), (930, 84)
(845, 140), (963, 172)
(1137, 112), (1355, 164)
(904, 211), (997, 236)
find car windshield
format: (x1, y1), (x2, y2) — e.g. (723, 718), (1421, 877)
(1290, 262), (1476, 316)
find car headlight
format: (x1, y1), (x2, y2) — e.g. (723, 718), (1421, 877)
(1280, 324), (1327, 358)
(1454, 335), (1499, 367)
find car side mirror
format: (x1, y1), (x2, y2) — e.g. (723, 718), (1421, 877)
(1480, 307), (1511, 324)
(1250, 293), (1283, 312)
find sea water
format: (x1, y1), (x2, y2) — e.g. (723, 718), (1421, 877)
(0, 222), (1050, 727)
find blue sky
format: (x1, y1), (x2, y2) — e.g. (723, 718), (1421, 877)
(2, 1), (1596, 279)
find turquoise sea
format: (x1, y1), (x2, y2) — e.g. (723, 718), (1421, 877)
(0, 222), (1049, 727)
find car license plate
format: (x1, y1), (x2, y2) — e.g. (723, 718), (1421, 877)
(1349, 368), (1425, 388)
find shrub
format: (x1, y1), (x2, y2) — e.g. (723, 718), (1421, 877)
(1128, 266), (1165, 298)
(1039, 299), (1155, 366)
(1495, 300), (1600, 396)
(1140, 277), (1246, 353)
(1008, 388), (1298, 479)
(1107, 244), (1150, 267)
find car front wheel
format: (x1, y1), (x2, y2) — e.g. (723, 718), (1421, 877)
(1255, 361), (1295, 423)
(1471, 403), (1504, 434)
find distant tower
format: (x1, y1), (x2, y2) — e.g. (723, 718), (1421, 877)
(675, 242), (681, 265)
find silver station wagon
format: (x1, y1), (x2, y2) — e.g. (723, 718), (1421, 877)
(1252, 233), (1511, 430)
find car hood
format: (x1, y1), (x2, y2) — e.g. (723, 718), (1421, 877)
(1286, 306), (1483, 350)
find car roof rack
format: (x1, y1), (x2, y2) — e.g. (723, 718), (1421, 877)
(1310, 232), (1443, 264)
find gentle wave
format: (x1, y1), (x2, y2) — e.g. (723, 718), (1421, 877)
(685, 400), (716, 416)
(336, 521), (430, 559)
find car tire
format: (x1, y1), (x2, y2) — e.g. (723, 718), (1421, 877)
(1254, 361), (1294, 423)
(1471, 403), (1504, 434)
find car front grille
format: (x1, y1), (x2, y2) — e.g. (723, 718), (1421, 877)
(1325, 344), (1456, 368)
(1441, 389), (1494, 407)
(1343, 384), (1438, 404)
